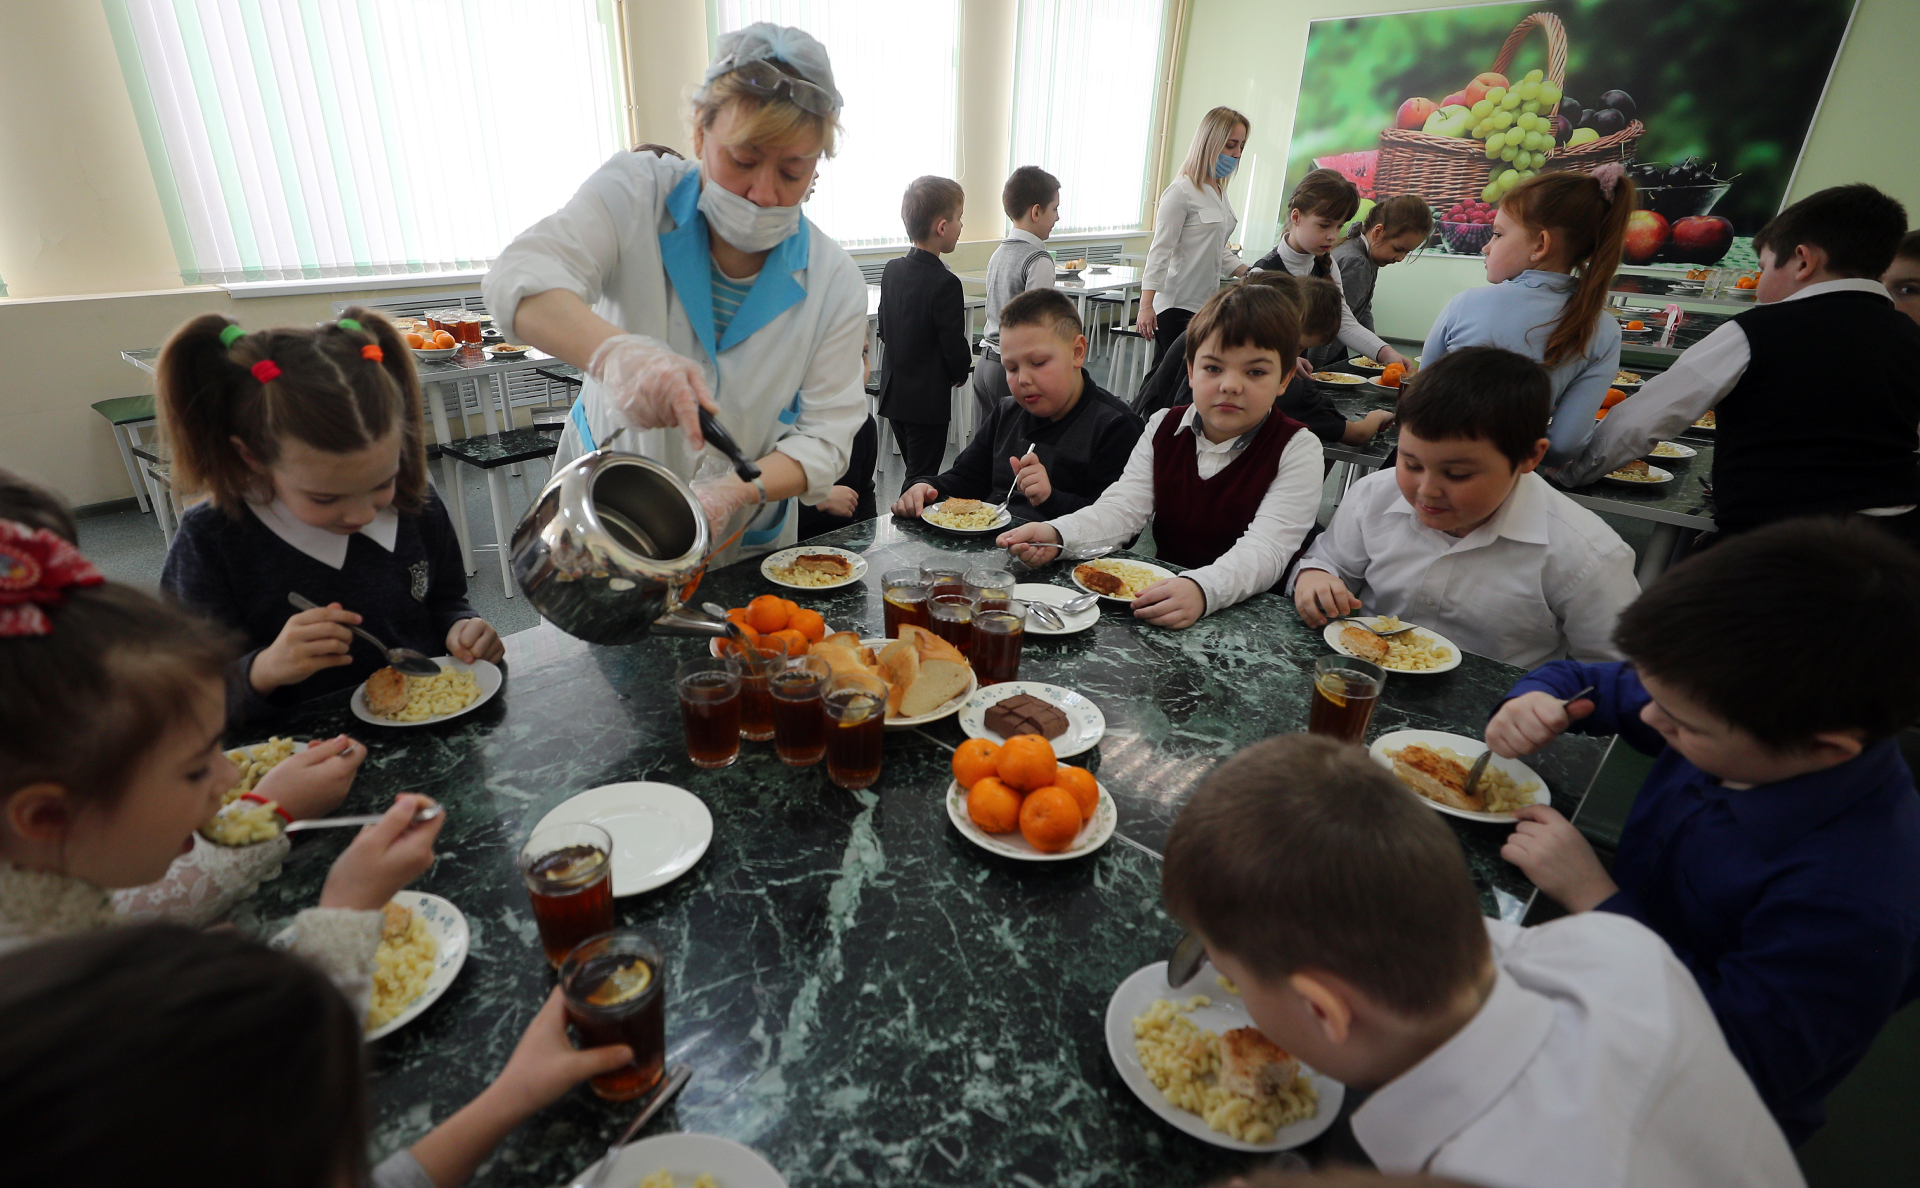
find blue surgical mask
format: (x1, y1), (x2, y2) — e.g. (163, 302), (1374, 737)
(1213, 152), (1239, 180)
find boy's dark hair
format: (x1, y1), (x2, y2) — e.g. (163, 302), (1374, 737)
(1240, 272), (1342, 345)
(1164, 735), (1491, 1015)
(0, 924), (368, 1188)
(1003, 165), (1061, 223)
(0, 467), (78, 542)
(1287, 168), (1362, 226)
(1184, 284), (1301, 369)
(1395, 347), (1550, 467)
(1753, 184), (1909, 280)
(901, 175), (966, 242)
(1899, 229), (1920, 263)
(1615, 517), (1920, 748)
(999, 287), (1083, 343)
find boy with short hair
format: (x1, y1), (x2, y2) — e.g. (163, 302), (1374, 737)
(893, 289), (1141, 524)
(1163, 733), (1803, 1188)
(1252, 170), (1408, 369)
(999, 285), (1324, 629)
(1487, 517), (1920, 1144)
(972, 166), (1062, 426)
(1561, 184), (1920, 547)
(877, 175), (973, 486)
(1292, 347), (1637, 667)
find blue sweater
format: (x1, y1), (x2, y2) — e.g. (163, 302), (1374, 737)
(161, 493), (477, 721)
(1506, 659), (1920, 1143)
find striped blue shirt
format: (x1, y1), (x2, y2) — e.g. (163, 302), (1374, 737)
(712, 271), (756, 343)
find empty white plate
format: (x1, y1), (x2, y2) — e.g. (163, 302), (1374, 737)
(533, 782), (713, 897)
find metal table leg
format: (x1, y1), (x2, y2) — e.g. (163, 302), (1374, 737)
(485, 469), (516, 598)
(425, 380), (476, 574)
(112, 424), (152, 512)
(1636, 522), (1684, 586)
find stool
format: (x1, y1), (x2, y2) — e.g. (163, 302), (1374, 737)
(436, 428), (560, 597)
(143, 460), (177, 548)
(90, 394), (158, 513)
(529, 407), (570, 436)
(1104, 328), (1155, 402)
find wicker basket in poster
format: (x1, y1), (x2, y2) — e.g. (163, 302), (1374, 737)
(1371, 11), (1642, 209)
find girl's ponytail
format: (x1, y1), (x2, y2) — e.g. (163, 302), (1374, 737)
(1342, 193), (1435, 247)
(1503, 167), (1637, 368)
(331, 308), (429, 514)
(156, 314), (262, 512)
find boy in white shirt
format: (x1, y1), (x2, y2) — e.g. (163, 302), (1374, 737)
(1162, 734), (1804, 1188)
(1292, 346), (1638, 667)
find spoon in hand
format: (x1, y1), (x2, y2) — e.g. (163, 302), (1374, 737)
(287, 592), (441, 677)
(283, 804), (446, 833)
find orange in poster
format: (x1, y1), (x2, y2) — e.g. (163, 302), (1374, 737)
(1051, 765), (1100, 821)
(951, 738), (1001, 789)
(996, 734), (1058, 793)
(1018, 786), (1082, 852)
(966, 777), (1023, 834)
(745, 594), (790, 634)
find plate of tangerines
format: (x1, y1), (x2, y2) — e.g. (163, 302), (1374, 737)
(708, 594), (833, 659)
(944, 735), (1116, 861)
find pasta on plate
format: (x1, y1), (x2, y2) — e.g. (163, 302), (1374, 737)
(379, 668), (482, 722)
(1133, 997), (1317, 1143)
(367, 903), (438, 1029)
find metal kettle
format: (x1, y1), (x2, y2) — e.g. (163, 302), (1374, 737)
(509, 448), (733, 645)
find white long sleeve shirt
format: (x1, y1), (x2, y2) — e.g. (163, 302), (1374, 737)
(1354, 914), (1803, 1188)
(1265, 235), (1392, 361)
(1141, 177), (1244, 315)
(1046, 407), (1323, 616)
(1292, 469), (1638, 668)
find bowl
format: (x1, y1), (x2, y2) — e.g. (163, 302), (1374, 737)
(1439, 220), (1493, 256)
(1633, 182), (1731, 222)
(412, 346), (458, 362)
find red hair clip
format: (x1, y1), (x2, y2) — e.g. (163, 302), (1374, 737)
(361, 344), (384, 362)
(0, 520), (105, 637)
(240, 793), (294, 824)
(251, 359), (282, 384)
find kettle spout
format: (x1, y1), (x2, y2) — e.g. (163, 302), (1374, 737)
(651, 607), (736, 640)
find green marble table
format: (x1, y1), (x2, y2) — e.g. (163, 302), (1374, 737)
(231, 515), (1609, 1187)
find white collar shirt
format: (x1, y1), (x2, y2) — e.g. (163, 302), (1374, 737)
(1267, 235), (1391, 360)
(1141, 176), (1245, 315)
(1354, 914), (1803, 1188)
(248, 499), (399, 570)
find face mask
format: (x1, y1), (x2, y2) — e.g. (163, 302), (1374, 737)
(1213, 152), (1239, 180)
(698, 173), (802, 252)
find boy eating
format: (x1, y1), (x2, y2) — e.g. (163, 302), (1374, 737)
(1252, 169), (1408, 369)
(1292, 347), (1638, 667)
(1163, 734), (1802, 1188)
(877, 175), (972, 486)
(1487, 517), (1920, 1144)
(893, 289), (1141, 523)
(971, 165), (1062, 426)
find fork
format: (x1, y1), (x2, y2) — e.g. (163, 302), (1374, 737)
(1464, 685), (1597, 799)
(1333, 612), (1419, 637)
(990, 442), (1037, 519)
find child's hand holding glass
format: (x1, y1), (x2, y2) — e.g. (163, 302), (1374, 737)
(1292, 569), (1362, 627)
(250, 734), (365, 820)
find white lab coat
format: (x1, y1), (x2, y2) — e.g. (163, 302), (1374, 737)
(484, 152), (868, 558)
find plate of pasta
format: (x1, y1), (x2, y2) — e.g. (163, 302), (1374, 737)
(921, 498), (1012, 534)
(1321, 617), (1461, 675)
(350, 657), (501, 727)
(364, 891), (468, 1040)
(574, 1133), (788, 1188)
(1104, 960), (1343, 1152)
(1368, 730), (1549, 823)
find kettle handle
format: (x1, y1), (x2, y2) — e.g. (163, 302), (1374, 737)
(700, 409), (762, 482)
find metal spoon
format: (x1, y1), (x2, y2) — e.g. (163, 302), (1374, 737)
(282, 803), (445, 833)
(1167, 930), (1207, 988)
(1030, 590), (1100, 629)
(1029, 602), (1067, 629)
(575, 1064), (692, 1188)
(286, 592), (441, 677)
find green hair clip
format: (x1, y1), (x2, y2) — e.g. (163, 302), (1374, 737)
(336, 317), (363, 332)
(218, 324), (246, 348)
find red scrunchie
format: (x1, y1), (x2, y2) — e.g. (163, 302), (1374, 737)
(361, 344), (384, 362)
(251, 359), (282, 383)
(0, 520), (105, 637)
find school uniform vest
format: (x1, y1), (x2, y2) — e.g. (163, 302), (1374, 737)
(1150, 405), (1307, 569)
(1715, 293), (1920, 530)
(983, 237), (1053, 352)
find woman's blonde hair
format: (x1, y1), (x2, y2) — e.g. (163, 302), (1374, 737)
(693, 65), (840, 158)
(1178, 106), (1249, 192)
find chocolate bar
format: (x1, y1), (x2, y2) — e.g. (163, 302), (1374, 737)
(984, 693), (1068, 740)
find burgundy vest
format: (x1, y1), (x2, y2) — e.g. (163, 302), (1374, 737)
(1150, 405), (1306, 569)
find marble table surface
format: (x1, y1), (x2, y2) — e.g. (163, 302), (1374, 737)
(232, 515), (1609, 1187)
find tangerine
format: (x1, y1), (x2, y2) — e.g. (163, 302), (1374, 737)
(766, 628), (811, 657)
(951, 738), (1002, 789)
(1051, 765), (1100, 821)
(787, 607), (827, 643)
(404, 332), (426, 349)
(967, 777), (1023, 834)
(780, 597), (801, 618)
(746, 594), (790, 634)
(997, 734), (1057, 793)
(431, 330), (455, 348)
(1018, 786), (1082, 852)
(1600, 387), (1628, 409)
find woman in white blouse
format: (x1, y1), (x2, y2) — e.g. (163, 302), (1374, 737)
(483, 23), (868, 560)
(1137, 107), (1252, 364)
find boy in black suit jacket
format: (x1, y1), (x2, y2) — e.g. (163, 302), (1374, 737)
(878, 176), (973, 487)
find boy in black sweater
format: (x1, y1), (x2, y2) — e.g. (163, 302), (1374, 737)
(877, 176), (973, 487)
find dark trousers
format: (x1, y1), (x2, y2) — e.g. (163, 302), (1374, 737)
(1151, 306), (1195, 368)
(971, 352), (1009, 430)
(890, 419), (949, 491)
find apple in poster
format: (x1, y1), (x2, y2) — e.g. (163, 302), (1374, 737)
(1670, 215), (1736, 263)
(1396, 97), (1438, 130)
(1622, 210), (1671, 265)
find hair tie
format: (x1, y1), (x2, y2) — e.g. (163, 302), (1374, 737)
(336, 317), (363, 332)
(219, 324), (246, 348)
(251, 359), (282, 384)
(1590, 161), (1626, 203)
(0, 520), (105, 638)
(361, 344), (384, 362)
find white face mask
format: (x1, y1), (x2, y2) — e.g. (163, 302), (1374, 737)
(698, 173), (802, 253)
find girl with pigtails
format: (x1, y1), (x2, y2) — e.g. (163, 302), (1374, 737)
(157, 307), (503, 722)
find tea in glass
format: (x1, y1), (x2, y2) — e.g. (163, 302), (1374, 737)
(735, 641), (784, 742)
(970, 601), (1027, 686)
(824, 671), (887, 789)
(919, 559), (967, 601)
(881, 568), (929, 637)
(929, 594), (974, 656)
(560, 930), (665, 1102)
(518, 823), (615, 968)
(964, 567), (1016, 606)
(1305, 655), (1385, 745)
(770, 655), (830, 767)
(675, 657), (742, 768)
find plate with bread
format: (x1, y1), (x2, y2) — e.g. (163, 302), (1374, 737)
(1368, 730), (1549, 822)
(1322, 618), (1460, 675)
(759, 545), (866, 590)
(921, 497), (1013, 534)
(1071, 557), (1175, 602)
(958, 681), (1106, 758)
(803, 627), (975, 726)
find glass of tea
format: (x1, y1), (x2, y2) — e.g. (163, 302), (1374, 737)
(824, 671), (887, 790)
(881, 568), (930, 637)
(770, 655), (830, 767)
(964, 567), (1017, 606)
(1306, 655), (1385, 745)
(675, 657), (742, 768)
(734, 641), (785, 742)
(928, 591), (974, 657)
(560, 930), (665, 1102)
(919, 559), (967, 600)
(970, 600), (1027, 686)
(518, 823), (615, 968)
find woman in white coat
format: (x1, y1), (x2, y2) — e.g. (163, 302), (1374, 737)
(1136, 106), (1252, 365)
(484, 23), (868, 560)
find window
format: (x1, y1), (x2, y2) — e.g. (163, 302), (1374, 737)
(104, 1), (628, 285)
(1010, 0), (1169, 235)
(713, 0), (959, 247)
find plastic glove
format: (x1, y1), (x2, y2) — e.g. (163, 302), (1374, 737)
(587, 334), (714, 448)
(690, 452), (761, 541)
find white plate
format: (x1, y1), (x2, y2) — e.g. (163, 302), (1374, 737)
(575, 1133), (787, 1188)
(366, 891), (469, 1041)
(1104, 961), (1344, 1151)
(1600, 463), (1674, 487)
(350, 657), (502, 727)
(1070, 558), (1177, 603)
(532, 782), (713, 897)
(1646, 441), (1697, 462)
(1347, 356), (1386, 371)
(1368, 729), (1550, 823)
(1366, 376), (1402, 394)
(482, 345), (529, 358)
(759, 545), (867, 590)
(944, 778), (1116, 861)
(1309, 371), (1367, 386)
(1321, 619), (1462, 675)
(411, 346), (458, 362)
(921, 502), (1013, 535)
(1689, 417), (1716, 435)
(860, 637), (976, 727)
(1012, 583), (1099, 636)
(957, 680), (1106, 758)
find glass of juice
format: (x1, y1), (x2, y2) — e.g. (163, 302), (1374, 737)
(770, 655), (830, 767)
(734, 641), (784, 742)
(518, 823), (615, 969)
(919, 559), (967, 600)
(560, 930), (665, 1102)
(824, 671), (888, 790)
(929, 592), (974, 657)
(675, 657), (742, 768)
(964, 567), (1017, 606)
(970, 600), (1027, 686)
(881, 568), (930, 637)
(1305, 655), (1385, 745)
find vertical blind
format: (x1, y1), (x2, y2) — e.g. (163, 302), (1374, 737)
(1010, 0), (1170, 236)
(713, 0), (959, 248)
(104, 1), (629, 285)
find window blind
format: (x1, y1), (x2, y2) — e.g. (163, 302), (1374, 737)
(104, 1), (629, 285)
